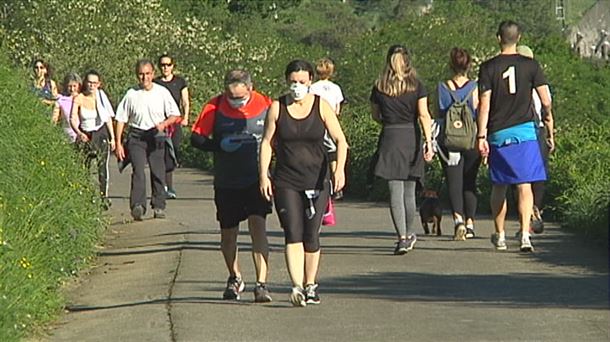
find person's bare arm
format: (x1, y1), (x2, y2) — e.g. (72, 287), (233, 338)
(180, 87), (190, 126)
(70, 95), (89, 142)
(115, 121), (126, 161)
(259, 101), (279, 201)
(51, 101), (61, 124)
(536, 84), (555, 153)
(417, 97), (434, 162)
(477, 90), (491, 160)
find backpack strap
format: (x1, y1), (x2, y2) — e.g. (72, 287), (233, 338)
(441, 82), (460, 103)
(442, 81), (476, 105)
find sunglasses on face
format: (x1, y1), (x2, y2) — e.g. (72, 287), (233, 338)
(160, 63), (173, 67)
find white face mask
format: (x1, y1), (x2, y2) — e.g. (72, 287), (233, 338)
(289, 82), (309, 101)
(227, 96), (249, 108)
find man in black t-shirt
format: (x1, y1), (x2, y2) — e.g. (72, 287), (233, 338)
(477, 20), (554, 253)
(154, 54), (190, 199)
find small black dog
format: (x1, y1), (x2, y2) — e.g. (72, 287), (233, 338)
(419, 190), (442, 236)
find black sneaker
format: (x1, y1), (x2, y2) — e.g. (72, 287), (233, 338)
(394, 239), (408, 255)
(222, 276), (245, 300)
(131, 205), (145, 221)
(305, 283), (320, 305)
(254, 283), (272, 303)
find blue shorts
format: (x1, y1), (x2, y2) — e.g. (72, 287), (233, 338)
(489, 140), (547, 185)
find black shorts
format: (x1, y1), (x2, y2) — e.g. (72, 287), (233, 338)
(214, 183), (272, 229)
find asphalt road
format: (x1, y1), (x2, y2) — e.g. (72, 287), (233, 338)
(40, 165), (609, 342)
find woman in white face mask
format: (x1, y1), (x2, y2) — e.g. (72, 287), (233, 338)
(259, 59), (348, 307)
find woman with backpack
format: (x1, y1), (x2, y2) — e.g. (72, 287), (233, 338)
(437, 47), (481, 240)
(370, 44), (435, 255)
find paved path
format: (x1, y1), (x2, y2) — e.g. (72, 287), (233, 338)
(42, 166), (609, 341)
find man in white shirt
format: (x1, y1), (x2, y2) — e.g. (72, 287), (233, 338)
(115, 59), (180, 220)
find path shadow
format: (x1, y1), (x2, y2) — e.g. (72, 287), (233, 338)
(322, 271), (609, 310)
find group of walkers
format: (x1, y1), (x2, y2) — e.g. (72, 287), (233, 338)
(371, 21), (553, 256)
(32, 19), (554, 307)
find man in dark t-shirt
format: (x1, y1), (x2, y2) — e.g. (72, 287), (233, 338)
(477, 20), (554, 253)
(191, 69), (273, 303)
(153, 54), (190, 199)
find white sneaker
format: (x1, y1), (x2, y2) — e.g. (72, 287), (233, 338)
(491, 234), (507, 251)
(290, 287), (306, 307)
(520, 235), (534, 252)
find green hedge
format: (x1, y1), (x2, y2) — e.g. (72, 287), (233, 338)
(0, 51), (105, 341)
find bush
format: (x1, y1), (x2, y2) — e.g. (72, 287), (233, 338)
(0, 49), (105, 341)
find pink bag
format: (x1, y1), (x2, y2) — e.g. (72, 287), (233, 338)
(322, 198), (336, 226)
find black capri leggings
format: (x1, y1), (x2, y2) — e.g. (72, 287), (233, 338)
(274, 183), (330, 252)
(441, 148), (481, 220)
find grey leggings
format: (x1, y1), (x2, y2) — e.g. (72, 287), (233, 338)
(388, 180), (417, 238)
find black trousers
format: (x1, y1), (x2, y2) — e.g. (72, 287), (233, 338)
(80, 126), (111, 198)
(128, 128), (166, 210)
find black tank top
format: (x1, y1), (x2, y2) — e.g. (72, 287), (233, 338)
(273, 95), (328, 191)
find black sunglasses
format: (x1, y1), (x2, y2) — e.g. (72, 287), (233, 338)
(160, 63), (173, 67)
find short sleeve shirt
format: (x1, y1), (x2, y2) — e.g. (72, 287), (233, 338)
(478, 54), (547, 132)
(115, 83), (180, 130)
(153, 75), (187, 110)
(309, 80), (344, 113)
(370, 79), (427, 125)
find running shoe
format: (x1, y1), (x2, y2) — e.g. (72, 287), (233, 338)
(453, 223), (466, 241)
(332, 190), (344, 201)
(404, 234), (417, 251)
(153, 208), (166, 219)
(465, 228), (475, 239)
(515, 228), (534, 240)
(131, 205), (145, 221)
(491, 233), (507, 251)
(520, 235), (534, 252)
(531, 206), (544, 234)
(289, 287), (306, 307)
(222, 276), (245, 300)
(254, 283), (272, 303)
(166, 188), (177, 200)
(305, 283), (320, 305)
(394, 239), (408, 255)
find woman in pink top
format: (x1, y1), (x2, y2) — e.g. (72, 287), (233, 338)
(52, 72), (82, 142)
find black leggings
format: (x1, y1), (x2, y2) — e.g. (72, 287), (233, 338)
(441, 148), (481, 220)
(274, 184), (329, 252)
